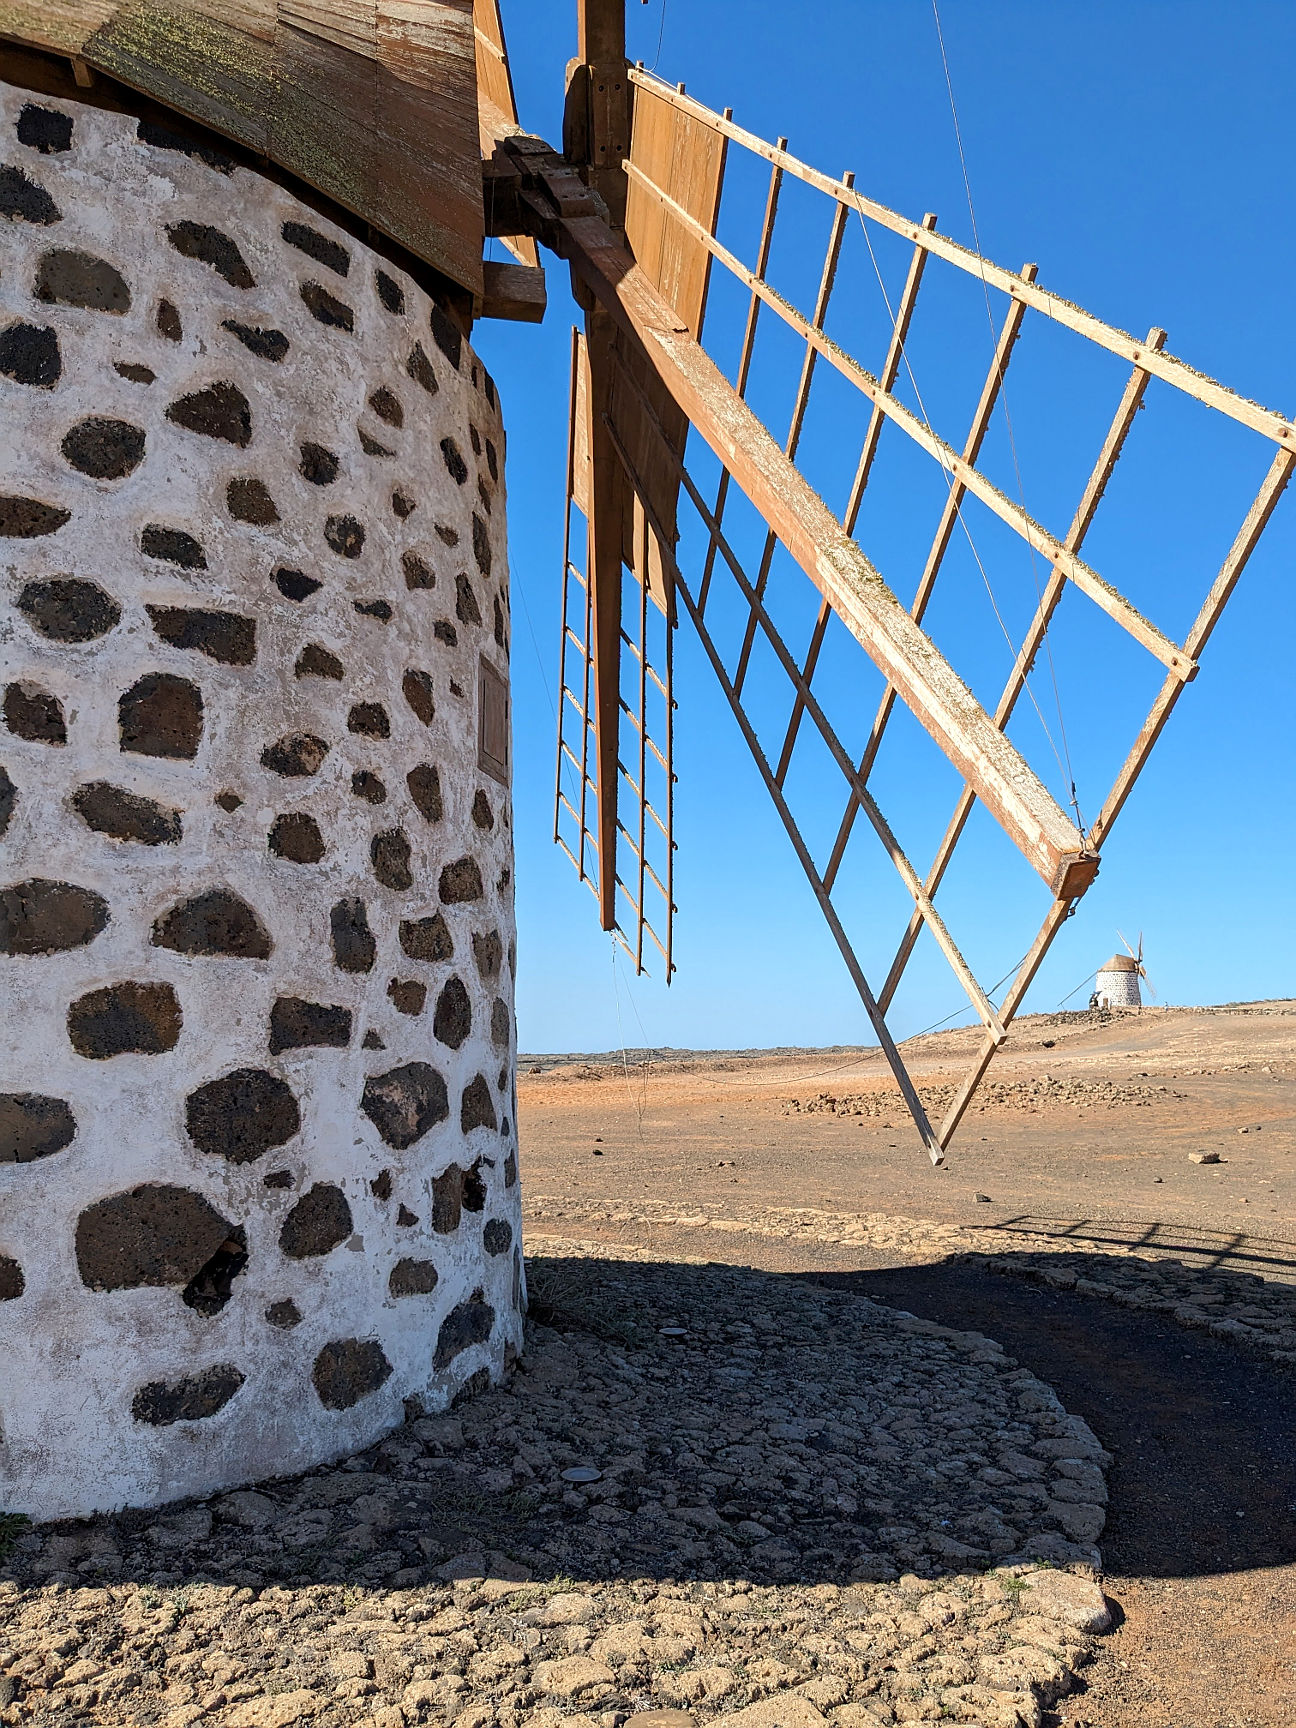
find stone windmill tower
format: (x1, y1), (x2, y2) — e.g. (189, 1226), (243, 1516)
(1, 1), (1289, 1520)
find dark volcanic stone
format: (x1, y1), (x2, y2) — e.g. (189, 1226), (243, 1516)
(266, 1299), (302, 1328)
(361, 1062), (448, 1150)
(301, 281), (353, 330)
(402, 670), (435, 725)
(0, 1093), (76, 1163)
(399, 913), (452, 963)
(119, 673), (203, 759)
(392, 489), (416, 519)
(0, 878), (108, 955)
(472, 928), (503, 980)
(0, 766), (13, 835)
(471, 789), (494, 831)
(331, 898), (376, 973)
(268, 812), (324, 862)
(269, 997), (352, 1054)
(300, 442), (338, 484)
(186, 1068), (301, 1163)
(261, 732), (328, 777)
(351, 770), (386, 804)
(0, 320), (60, 386)
(274, 568), (321, 601)
(0, 495), (70, 537)
(432, 1164), (466, 1233)
(389, 1258), (438, 1298)
(282, 220), (349, 276)
(407, 341), (437, 394)
(74, 780), (182, 846)
(402, 550), (434, 590)
(433, 976), (471, 1050)
(440, 436), (468, 484)
(455, 572), (482, 627)
(157, 299), (182, 340)
(363, 1030), (385, 1051)
(472, 511), (492, 576)
(324, 514), (365, 558)
(152, 889), (271, 959)
(166, 220), (254, 288)
(221, 319), (289, 362)
(312, 1338), (392, 1410)
(461, 1073), (497, 1132)
(504, 1151), (518, 1187)
(434, 1293), (494, 1370)
(5, 682), (66, 743)
(166, 381), (251, 446)
(136, 120), (234, 172)
(376, 269), (405, 313)
(19, 578), (120, 642)
(348, 701), (389, 739)
(483, 1218), (512, 1256)
(436, 523), (459, 546)
(354, 598), (392, 621)
(1, 165), (59, 223)
(17, 104), (73, 154)
(494, 594), (507, 648)
(407, 763), (443, 823)
(295, 643), (343, 680)
(114, 358), (154, 382)
(387, 978), (426, 1016)
(359, 428), (394, 458)
(141, 524), (206, 568)
(214, 791), (242, 811)
(371, 828), (412, 891)
(133, 1364), (244, 1426)
(75, 1182), (229, 1290)
(280, 1183), (352, 1259)
(61, 417), (145, 480)
(226, 476), (279, 524)
(433, 619), (457, 646)
(439, 856), (483, 903)
(0, 1257), (23, 1300)
(429, 302), (462, 369)
(371, 1170), (392, 1200)
(147, 604), (256, 665)
(369, 386), (403, 427)
(492, 996), (511, 1049)
(486, 439), (499, 482)
(36, 249), (129, 312)
(264, 1170), (292, 1188)
(397, 1202), (416, 1225)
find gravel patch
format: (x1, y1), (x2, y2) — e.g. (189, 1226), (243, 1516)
(0, 1248), (1110, 1728)
(782, 1078), (1184, 1118)
(525, 1198), (1296, 1366)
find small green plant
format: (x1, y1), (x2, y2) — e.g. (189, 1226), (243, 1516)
(0, 1513), (30, 1559)
(994, 1571), (1028, 1597)
(139, 1587), (162, 1610)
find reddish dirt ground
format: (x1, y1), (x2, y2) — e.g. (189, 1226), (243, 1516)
(517, 1001), (1296, 1727)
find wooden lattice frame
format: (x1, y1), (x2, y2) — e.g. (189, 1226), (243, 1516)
(532, 57), (1292, 1161)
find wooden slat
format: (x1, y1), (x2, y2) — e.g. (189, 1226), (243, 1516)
(627, 68), (1296, 454)
(544, 200), (1096, 897)
(876, 331), (1166, 1014)
(472, 0), (538, 267)
(5, 0), (484, 293)
(625, 79), (726, 338)
(824, 273), (1037, 892)
(623, 158), (1196, 680)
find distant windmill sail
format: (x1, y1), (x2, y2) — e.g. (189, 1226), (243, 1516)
(480, 4), (1296, 1159)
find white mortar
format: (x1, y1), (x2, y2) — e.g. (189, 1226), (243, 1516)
(0, 82), (522, 1521)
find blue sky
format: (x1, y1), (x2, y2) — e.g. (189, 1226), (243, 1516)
(474, 1), (1296, 1055)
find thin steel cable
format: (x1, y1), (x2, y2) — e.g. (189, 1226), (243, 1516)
(930, 0), (1085, 838)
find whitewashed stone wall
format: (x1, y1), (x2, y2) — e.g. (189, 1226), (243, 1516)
(0, 82), (522, 1521)
(1094, 969), (1140, 1009)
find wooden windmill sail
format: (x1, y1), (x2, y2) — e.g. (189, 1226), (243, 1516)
(512, 2), (1292, 1161)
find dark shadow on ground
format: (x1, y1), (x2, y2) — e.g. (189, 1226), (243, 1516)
(799, 1256), (1296, 1582)
(6, 1252), (1294, 1596)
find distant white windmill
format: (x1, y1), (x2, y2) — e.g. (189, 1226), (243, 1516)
(1092, 932), (1157, 1010)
